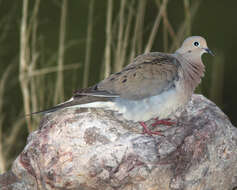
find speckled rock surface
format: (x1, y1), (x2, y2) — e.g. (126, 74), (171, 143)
(2, 94), (237, 190)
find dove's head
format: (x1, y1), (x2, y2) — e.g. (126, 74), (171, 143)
(176, 36), (214, 57)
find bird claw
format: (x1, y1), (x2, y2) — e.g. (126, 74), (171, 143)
(139, 118), (175, 136)
(139, 121), (164, 136)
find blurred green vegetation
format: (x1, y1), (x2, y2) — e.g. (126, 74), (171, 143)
(0, 0), (236, 173)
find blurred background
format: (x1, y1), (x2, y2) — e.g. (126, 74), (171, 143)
(0, 0), (236, 173)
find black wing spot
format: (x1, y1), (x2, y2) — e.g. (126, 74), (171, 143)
(143, 57), (168, 65)
(154, 57), (168, 64)
(110, 77), (115, 81)
(122, 79), (127, 83)
(133, 73), (136, 77)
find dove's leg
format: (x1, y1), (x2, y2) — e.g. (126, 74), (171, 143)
(139, 122), (164, 136)
(151, 118), (175, 127)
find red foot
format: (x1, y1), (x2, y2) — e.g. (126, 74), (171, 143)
(151, 118), (175, 127)
(139, 122), (164, 136)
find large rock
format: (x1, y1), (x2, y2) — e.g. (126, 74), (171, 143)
(1, 94), (237, 190)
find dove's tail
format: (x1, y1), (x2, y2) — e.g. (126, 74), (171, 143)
(26, 97), (77, 116)
(26, 95), (115, 117)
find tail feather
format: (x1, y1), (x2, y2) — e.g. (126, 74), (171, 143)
(26, 95), (113, 116)
(26, 98), (76, 116)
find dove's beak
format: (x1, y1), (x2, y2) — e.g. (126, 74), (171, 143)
(203, 48), (214, 56)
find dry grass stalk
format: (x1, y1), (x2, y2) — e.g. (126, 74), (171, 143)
(162, 10), (177, 52)
(111, 0), (147, 72)
(19, 0), (32, 131)
(0, 64), (14, 173)
(136, 1), (146, 55)
(29, 64), (81, 77)
(119, 0), (134, 69)
(129, 0), (146, 63)
(183, 0), (191, 36)
(169, 0), (201, 52)
(55, 0), (68, 104)
(114, 0), (126, 72)
(104, 0), (113, 78)
(83, 0), (94, 88)
(144, 0), (168, 53)
(30, 0), (40, 122)
(19, 0), (41, 131)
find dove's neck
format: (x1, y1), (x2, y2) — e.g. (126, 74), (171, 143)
(175, 52), (205, 92)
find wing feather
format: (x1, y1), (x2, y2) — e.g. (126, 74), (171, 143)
(74, 52), (180, 100)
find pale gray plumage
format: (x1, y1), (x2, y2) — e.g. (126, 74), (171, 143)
(33, 36), (213, 122)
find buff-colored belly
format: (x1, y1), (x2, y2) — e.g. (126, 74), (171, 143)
(114, 87), (190, 122)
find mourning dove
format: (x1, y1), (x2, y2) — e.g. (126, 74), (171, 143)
(32, 36), (213, 135)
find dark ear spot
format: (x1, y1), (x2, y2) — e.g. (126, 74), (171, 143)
(133, 73), (136, 77)
(188, 50), (192, 53)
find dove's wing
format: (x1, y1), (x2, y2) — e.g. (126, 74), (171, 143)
(76, 52), (180, 100)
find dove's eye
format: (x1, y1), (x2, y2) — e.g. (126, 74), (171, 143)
(193, 41), (199, 47)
